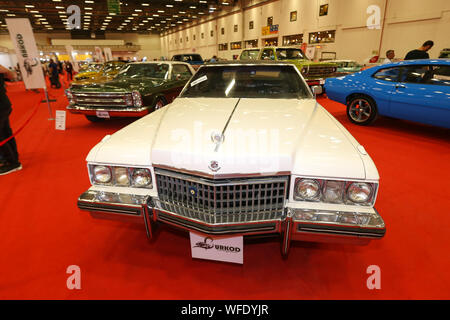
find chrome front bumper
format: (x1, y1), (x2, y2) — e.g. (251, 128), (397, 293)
(67, 105), (150, 117)
(78, 189), (386, 256)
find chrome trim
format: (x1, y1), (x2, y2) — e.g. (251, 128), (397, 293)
(152, 164), (290, 179)
(155, 209), (280, 235)
(297, 226), (385, 238)
(71, 92), (129, 97)
(77, 190), (149, 216)
(67, 105), (149, 113)
(142, 202), (153, 239)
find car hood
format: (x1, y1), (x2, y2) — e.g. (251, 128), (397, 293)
(89, 98), (370, 180)
(71, 77), (166, 93)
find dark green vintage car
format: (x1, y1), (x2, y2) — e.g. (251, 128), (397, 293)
(66, 62), (195, 122)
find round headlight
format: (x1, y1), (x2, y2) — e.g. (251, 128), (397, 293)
(347, 182), (372, 203)
(93, 165), (112, 184)
(131, 168), (152, 188)
(294, 179), (321, 201)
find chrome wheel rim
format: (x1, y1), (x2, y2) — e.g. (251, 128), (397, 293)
(349, 99), (372, 123)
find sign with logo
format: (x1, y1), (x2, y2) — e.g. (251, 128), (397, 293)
(305, 46), (316, 60)
(55, 110), (66, 130)
(6, 18), (46, 89)
(107, 0), (121, 14)
(190, 232), (243, 264)
(262, 24), (279, 36)
(104, 47), (113, 61)
(94, 46), (105, 62)
(65, 45), (79, 73)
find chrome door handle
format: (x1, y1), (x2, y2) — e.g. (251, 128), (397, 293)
(395, 84), (406, 89)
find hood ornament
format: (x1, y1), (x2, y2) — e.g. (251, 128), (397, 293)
(208, 160), (221, 172)
(211, 131), (225, 152)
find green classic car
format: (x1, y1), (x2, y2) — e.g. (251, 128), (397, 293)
(66, 61), (195, 122)
(239, 47), (337, 88)
(439, 48), (450, 58)
(73, 60), (127, 85)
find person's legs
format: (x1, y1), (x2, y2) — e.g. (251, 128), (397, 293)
(0, 113), (21, 175)
(0, 113), (19, 165)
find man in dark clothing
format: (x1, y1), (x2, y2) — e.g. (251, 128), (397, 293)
(404, 40), (434, 60)
(65, 61), (73, 81)
(48, 59), (61, 88)
(0, 64), (21, 175)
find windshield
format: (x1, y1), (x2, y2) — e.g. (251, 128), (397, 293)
(276, 48), (308, 60)
(173, 55), (203, 62)
(103, 62), (125, 74)
(84, 64), (102, 72)
(115, 63), (170, 79)
(180, 65), (310, 99)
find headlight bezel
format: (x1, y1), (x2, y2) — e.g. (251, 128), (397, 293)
(89, 164), (153, 189)
(293, 177), (377, 206)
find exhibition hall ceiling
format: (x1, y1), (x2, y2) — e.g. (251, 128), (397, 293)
(0, 0), (236, 33)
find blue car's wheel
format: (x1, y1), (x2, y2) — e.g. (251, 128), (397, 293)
(347, 96), (378, 125)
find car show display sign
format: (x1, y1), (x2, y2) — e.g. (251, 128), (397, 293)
(190, 232), (243, 264)
(65, 45), (79, 73)
(95, 46), (105, 62)
(107, 0), (121, 14)
(6, 18), (46, 89)
(55, 110), (66, 131)
(104, 47), (113, 61)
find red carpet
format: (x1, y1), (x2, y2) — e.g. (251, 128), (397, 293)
(0, 80), (449, 299)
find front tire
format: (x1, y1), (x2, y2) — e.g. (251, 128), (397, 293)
(346, 95), (378, 125)
(85, 115), (105, 122)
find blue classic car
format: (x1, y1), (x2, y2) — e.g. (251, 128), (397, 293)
(324, 59), (450, 128)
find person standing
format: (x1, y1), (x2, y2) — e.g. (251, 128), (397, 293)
(48, 59), (61, 89)
(382, 50), (395, 64)
(65, 61), (73, 81)
(0, 64), (21, 175)
(404, 41), (434, 60)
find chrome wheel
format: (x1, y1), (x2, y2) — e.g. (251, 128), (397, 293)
(348, 98), (373, 123)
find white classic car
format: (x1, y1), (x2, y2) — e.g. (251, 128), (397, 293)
(78, 61), (385, 257)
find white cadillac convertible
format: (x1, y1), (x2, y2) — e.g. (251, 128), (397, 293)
(78, 61), (385, 257)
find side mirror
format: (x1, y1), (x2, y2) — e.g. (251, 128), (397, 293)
(311, 85), (323, 96)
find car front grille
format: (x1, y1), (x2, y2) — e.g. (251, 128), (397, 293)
(305, 65), (336, 77)
(72, 92), (130, 107)
(155, 169), (289, 224)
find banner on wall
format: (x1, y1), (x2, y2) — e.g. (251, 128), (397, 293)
(261, 24), (279, 36)
(65, 45), (79, 72)
(94, 46), (105, 62)
(103, 47), (113, 61)
(6, 18), (46, 89)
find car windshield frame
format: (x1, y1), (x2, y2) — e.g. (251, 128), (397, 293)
(114, 63), (171, 80)
(180, 64), (312, 99)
